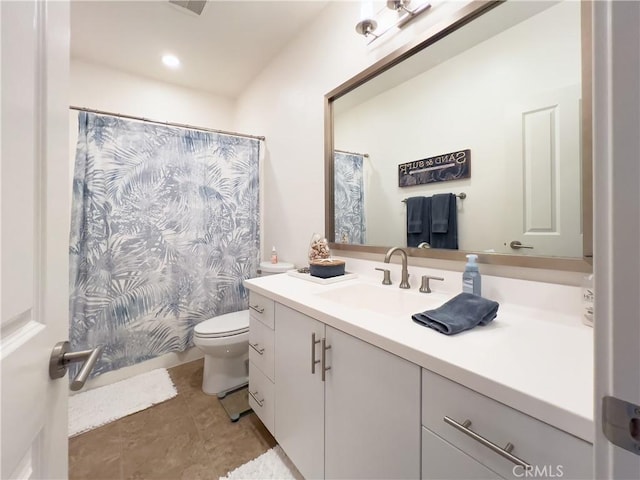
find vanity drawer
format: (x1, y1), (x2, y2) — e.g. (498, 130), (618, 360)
(248, 364), (275, 435)
(421, 369), (592, 480)
(249, 316), (274, 381)
(422, 427), (502, 479)
(249, 291), (274, 329)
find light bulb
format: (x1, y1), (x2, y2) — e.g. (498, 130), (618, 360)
(162, 54), (181, 69)
(360, 1), (374, 20)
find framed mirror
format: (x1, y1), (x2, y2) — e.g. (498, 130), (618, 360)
(325, 0), (592, 272)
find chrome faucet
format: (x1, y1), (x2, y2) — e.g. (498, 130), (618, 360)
(384, 247), (410, 289)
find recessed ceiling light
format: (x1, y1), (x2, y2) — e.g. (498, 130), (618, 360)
(162, 54), (181, 69)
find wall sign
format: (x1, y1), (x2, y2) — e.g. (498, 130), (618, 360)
(398, 149), (471, 187)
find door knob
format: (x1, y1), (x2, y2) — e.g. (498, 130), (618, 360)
(49, 341), (103, 391)
(509, 240), (534, 249)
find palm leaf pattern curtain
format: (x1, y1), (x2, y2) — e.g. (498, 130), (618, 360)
(334, 151), (366, 244)
(69, 112), (261, 376)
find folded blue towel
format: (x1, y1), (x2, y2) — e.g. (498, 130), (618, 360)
(406, 197), (424, 234)
(431, 193), (451, 233)
(412, 292), (498, 335)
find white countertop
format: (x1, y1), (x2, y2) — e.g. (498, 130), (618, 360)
(244, 270), (594, 443)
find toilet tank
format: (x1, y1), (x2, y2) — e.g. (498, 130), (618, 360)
(258, 261), (294, 276)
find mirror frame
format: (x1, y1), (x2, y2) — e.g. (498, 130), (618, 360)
(325, 0), (593, 272)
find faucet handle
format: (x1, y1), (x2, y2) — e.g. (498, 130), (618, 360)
(374, 267), (392, 285)
(419, 275), (444, 294)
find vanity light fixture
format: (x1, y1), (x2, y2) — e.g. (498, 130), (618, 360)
(388, 0), (432, 29)
(355, 18), (379, 39)
(355, 0), (432, 43)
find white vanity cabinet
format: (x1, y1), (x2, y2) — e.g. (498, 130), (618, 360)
(245, 280), (593, 480)
(274, 303), (421, 480)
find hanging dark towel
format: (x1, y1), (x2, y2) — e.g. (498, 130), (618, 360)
(431, 193), (451, 233)
(407, 197), (431, 247)
(406, 197), (424, 233)
(429, 194), (458, 249)
(412, 293), (499, 335)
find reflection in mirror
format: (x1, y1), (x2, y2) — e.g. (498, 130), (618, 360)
(334, 150), (367, 244)
(330, 0), (589, 263)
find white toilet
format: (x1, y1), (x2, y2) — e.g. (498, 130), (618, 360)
(193, 310), (250, 395)
(194, 261), (294, 396)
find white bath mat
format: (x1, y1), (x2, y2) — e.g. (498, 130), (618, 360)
(68, 368), (177, 437)
(220, 445), (302, 480)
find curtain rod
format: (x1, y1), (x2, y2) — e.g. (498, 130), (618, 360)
(335, 149), (370, 158)
(69, 106), (266, 141)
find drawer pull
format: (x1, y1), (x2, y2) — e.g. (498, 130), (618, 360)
(249, 390), (264, 407)
(311, 333), (321, 374)
(249, 304), (265, 314)
(443, 416), (531, 469)
(321, 337), (331, 382)
(249, 342), (265, 355)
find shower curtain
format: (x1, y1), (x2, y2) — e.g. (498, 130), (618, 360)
(69, 112), (261, 376)
(334, 151), (366, 244)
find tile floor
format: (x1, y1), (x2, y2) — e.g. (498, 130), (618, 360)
(69, 359), (277, 480)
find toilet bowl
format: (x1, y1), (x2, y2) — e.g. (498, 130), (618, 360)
(193, 310), (249, 395)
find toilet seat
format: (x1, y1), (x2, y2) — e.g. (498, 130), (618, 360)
(194, 310), (249, 339)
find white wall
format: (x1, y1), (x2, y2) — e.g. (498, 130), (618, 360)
(335, 1), (581, 253)
(234, 0), (474, 267)
(70, 59), (236, 128)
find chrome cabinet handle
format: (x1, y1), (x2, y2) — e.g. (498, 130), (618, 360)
(509, 240), (534, 250)
(321, 337), (331, 382)
(49, 341), (104, 391)
(249, 342), (265, 355)
(311, 333), (321, 374)
(444, 416), (531, 469)
(249, 304), (265, 314)
(248, 390), (264, 407)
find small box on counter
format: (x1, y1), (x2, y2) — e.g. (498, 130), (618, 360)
(309, 259), (346, 279)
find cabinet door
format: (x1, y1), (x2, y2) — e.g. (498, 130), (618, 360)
(324, 326), (421, 480)
(422, 427), (503, 480)
(274, 304), (325, 479)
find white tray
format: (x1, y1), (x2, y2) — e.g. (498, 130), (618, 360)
(286, 269), (358, 284)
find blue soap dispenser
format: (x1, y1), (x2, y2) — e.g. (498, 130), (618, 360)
(462, 254), (481, 296)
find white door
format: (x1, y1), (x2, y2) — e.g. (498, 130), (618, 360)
(593, 1), (640, 478)
(1, 1), (70, 478)
(504, 85), (583, 257)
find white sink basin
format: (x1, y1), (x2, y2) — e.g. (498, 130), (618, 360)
(315, 282), (450, 317)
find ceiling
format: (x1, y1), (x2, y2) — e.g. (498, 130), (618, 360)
(70, 0), (330, 98)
